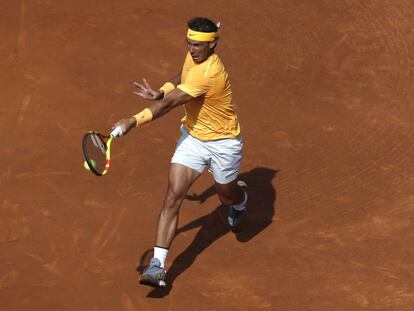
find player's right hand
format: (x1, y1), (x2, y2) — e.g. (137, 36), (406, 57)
(134, 78), (163, 100)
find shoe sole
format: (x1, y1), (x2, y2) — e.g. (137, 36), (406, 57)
(237, 180), (248, 189)
(139, 275), (166, 288)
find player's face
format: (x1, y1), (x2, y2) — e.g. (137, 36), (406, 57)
(186, 39), (216, 64)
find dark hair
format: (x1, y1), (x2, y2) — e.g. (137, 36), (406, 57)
(187, 17), (218, 33)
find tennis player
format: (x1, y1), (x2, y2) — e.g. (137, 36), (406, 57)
(112, 17), (248, 287)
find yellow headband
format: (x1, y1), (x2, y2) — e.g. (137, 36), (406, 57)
(187, 28), (217, 42)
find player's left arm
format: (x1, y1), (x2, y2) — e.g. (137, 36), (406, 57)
(112, 88), (193, 135)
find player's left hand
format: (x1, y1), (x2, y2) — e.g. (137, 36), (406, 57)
(111, 117), (136, 137)
(134, 78), (163, 100)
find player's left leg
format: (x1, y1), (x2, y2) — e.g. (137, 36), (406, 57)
(215, 179), (248, 227)
(207, 135), (247, 227)
(215, 179), (244, 205)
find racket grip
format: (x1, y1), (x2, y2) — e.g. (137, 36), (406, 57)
(110, 126), (123, 138)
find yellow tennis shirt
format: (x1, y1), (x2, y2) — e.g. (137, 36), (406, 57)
(177, 53), (240, 141)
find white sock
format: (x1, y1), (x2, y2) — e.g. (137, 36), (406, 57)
(232, 191), (248, 211)
(154, 246), (168, 269)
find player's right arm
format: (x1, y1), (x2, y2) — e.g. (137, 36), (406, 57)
(165, 72), (181, 87)
(134, 72), (182, 100)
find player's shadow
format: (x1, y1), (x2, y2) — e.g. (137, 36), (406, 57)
(137, 167), (278, 298)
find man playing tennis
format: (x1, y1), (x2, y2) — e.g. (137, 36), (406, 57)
(112, 17), (248, 287)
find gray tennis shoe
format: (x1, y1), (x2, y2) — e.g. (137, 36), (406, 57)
(139, 258), (167, 287)
(228, 180), (248, 228)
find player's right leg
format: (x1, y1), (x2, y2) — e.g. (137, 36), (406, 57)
(140, 126), (207, 287)
(156, 163), (201, 248)
(139, 163), (201, 287)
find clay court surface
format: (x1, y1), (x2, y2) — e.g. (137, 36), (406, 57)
(1, 0), (413, 310)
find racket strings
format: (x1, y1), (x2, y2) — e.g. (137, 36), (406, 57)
(85, 133), (108, 174)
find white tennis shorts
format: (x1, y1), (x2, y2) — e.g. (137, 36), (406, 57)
(171, 126), (243, 184)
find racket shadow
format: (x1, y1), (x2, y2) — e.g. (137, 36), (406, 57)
(140, 167), (278, 298)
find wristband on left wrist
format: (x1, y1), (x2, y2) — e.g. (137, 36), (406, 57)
(132, 108), (153, 127)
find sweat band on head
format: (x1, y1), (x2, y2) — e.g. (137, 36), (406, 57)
(133, 108), (153, 127)
(159, 82), (175, 96)
(187, 28), (217, 42)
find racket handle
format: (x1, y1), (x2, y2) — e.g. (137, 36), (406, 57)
(110, 126), (123, 138)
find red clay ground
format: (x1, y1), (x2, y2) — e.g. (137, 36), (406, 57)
(1, 0), (413, 310)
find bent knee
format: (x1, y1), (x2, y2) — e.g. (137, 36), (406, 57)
(163, 188), (185, 209)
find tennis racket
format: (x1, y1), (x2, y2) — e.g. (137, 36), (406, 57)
(82, 126), (123, 176)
